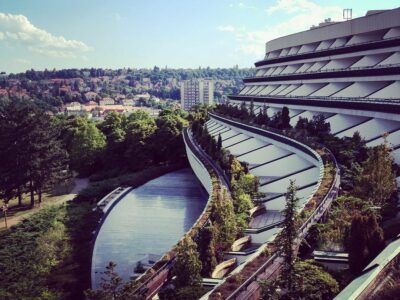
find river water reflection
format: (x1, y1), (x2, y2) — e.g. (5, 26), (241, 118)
(91, 168), (207, 288)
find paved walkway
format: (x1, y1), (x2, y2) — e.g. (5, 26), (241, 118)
(0, 177), (89, 230)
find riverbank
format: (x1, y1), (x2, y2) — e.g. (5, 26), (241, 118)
(0, 178), (89, 231)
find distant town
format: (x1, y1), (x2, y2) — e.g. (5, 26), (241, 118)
(0, 67), (254, 118)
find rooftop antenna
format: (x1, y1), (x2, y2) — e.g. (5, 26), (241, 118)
(343, 8), (352, 20)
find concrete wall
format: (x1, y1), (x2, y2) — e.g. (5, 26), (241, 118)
(184, 136), (213, 195)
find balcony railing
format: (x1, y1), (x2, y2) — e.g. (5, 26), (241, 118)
(250, 62), (400, 82)
(255, 36), (400, 67)
(233, 94), (400, 105)
(247, 63), (400, 82)
(228, 94), (400, 115)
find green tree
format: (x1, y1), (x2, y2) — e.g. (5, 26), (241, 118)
(309, 114), (330, 141)
(67, 118), (106, 175)
(231, 173), (260, 200)
(98, 112), (128, 169)
(277, 180), (300, 291)
(261, 260), (339, 300)
(289, 260), (339, 299)
(152, 110), (188, 164)
(316, 195), (372, 251)
(28, 116), (69, 205)
(173, 236), (202, 289)
(239, 101), (249, 120)
(249, 99), (255, 119)
(348, 213), (384, 274)
(99, 112), (127, 145)
(211, 189), (238, 256)
(281, 106), (291, 129)
(217, 133), (222, 151)
(124, 111), (157, 170)
(229, 155), (244, 181)
(354, 143), (396, 209)
(0, 99), (31, 205)
(0, 99), (69, 207)
(198, 224), (218, 277)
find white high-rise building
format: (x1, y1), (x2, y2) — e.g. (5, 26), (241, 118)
(180, 79), (214, 111)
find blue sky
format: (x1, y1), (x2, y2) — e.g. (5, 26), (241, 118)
(0, 0), (399, 73)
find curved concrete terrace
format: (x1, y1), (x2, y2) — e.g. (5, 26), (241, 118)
(207, 112), (323, 243)
(227, 98), (400, 165)
(203, 113), (340, 300)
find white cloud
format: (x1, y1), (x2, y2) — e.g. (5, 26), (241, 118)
(222, 0), (342, 57)
(217, 25), (236, 32)
(266, 0), (321, 14)
(0, 12), (91, 57)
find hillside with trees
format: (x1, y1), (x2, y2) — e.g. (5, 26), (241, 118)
(0, 67), (254, 111)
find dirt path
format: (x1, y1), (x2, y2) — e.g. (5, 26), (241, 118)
(0, 178), (89, 230)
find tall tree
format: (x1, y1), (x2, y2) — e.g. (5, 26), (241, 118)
(354, 143), (396, 209)
(278, 180), (300, 292)
(198, 224), (218, 277)
(124, 111), (157, 170)
(249, 99), (255, 119)
(281, 106), (291, 129)
(211, 189), (238, 257)
(27, 116), (69, 205)
(0, 99), (69, 207)
(151, 110), (188, 164)
(173, 236), (202, 289)
(348, 213), (384, 274)
(67, 118), (106, 175)
(217, 133), (222, 151)
(0, 99), (31, 205)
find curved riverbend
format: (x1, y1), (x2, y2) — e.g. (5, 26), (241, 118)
(91, 168), (208, 288)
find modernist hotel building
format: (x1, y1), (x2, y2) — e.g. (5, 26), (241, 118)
(228, 8), (400, 164)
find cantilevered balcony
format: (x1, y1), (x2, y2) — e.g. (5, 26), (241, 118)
(243, 63), (400, 83)
(254, 36), (400, 67)
(228, 94), (400, 114)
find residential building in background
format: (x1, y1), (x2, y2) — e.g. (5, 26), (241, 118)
(180, 79), (214, 111)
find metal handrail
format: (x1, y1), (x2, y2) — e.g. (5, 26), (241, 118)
(251, 62), (400, 79)
(209, 112), (322, 164)
(231, 94), (400, 105)
(256, 35), (400, 65)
